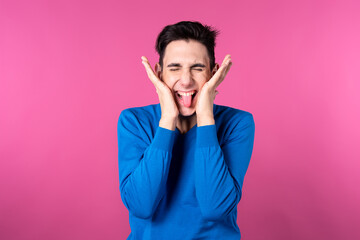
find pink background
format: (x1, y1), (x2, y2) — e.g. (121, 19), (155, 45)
(1, 0), (359, 239)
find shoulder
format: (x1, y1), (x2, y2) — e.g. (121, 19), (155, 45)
(214, 104), (254, 126)
(118, 103), (161, 124)
(117, 104), (160, 132)
(117, 104), (161, 143)
(213, 104), (255, 144)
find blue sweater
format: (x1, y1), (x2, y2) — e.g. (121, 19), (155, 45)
(117, 103), (255, 240)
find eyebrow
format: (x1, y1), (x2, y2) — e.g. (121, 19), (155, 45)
(166, 63), (206, 68)
(190, 63), (206, 68)
(167, 63), (181, 67)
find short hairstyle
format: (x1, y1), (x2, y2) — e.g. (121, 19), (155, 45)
(155, 21), (219, 70)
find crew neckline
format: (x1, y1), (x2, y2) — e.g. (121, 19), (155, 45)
(175, 123), (197, 136)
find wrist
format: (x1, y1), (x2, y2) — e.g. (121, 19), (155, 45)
(159, 116), (177, 131)
(197, 114), (215, 126)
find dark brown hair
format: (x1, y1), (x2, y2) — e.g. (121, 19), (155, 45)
(155, 21), (219, 70)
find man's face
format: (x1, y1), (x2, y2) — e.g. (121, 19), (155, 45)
(156, 40), (214, 117)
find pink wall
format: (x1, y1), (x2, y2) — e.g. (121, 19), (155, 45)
(1, 0), (359, 239)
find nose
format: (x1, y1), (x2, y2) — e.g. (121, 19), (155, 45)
(180, 69), (193, 87)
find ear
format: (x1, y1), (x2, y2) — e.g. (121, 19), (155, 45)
(155, 63), (162, 80)
(212, 63), (220, 76)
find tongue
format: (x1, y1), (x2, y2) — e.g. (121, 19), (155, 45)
(182, 95), (192, 107)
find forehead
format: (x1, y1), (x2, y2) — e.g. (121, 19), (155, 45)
(163, 40), (210, 66)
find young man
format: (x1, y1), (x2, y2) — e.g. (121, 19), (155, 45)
(117, 21), (255, 239)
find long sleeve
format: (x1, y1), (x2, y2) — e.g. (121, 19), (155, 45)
(194, 114), (255, 221)
(117, 109), (176, 219)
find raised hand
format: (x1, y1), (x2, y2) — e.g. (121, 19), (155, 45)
(141, 56), (179, 130)
(196, 54), (232, 126)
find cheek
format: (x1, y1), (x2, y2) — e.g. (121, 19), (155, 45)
(196, 72), (211, 84)
(162, 75), (178, 88)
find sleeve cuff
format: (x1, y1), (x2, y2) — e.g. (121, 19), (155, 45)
(196, 124), (219, 147)
(151, 126), (177, 151)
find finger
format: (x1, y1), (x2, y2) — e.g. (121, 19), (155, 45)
(224, 61), (232, 76)
(209, 61), (228, 84)
(141, 56), (156, 80)
(221, 54), (231, 66)
(213, 66), (231, 89)
(217, 55), (232, 76)
(210, 56), (232, 88)
(141, 56), (161, 87)
(219, 55), (232, 78)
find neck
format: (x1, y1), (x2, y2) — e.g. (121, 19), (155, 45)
(176, 114), (197, 134)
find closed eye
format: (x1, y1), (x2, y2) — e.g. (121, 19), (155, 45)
(169, 68), (180, 71)
(191, 63), (206, 72)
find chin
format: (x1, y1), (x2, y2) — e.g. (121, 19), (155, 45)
(178, 107), (196, 118)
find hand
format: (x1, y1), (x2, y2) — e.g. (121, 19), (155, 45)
(141, 56), (179, 130)
(196, 54), (232, 126)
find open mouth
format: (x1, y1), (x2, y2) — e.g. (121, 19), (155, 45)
(176, 90), (197, 99)
(176, 90), (197, 107)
